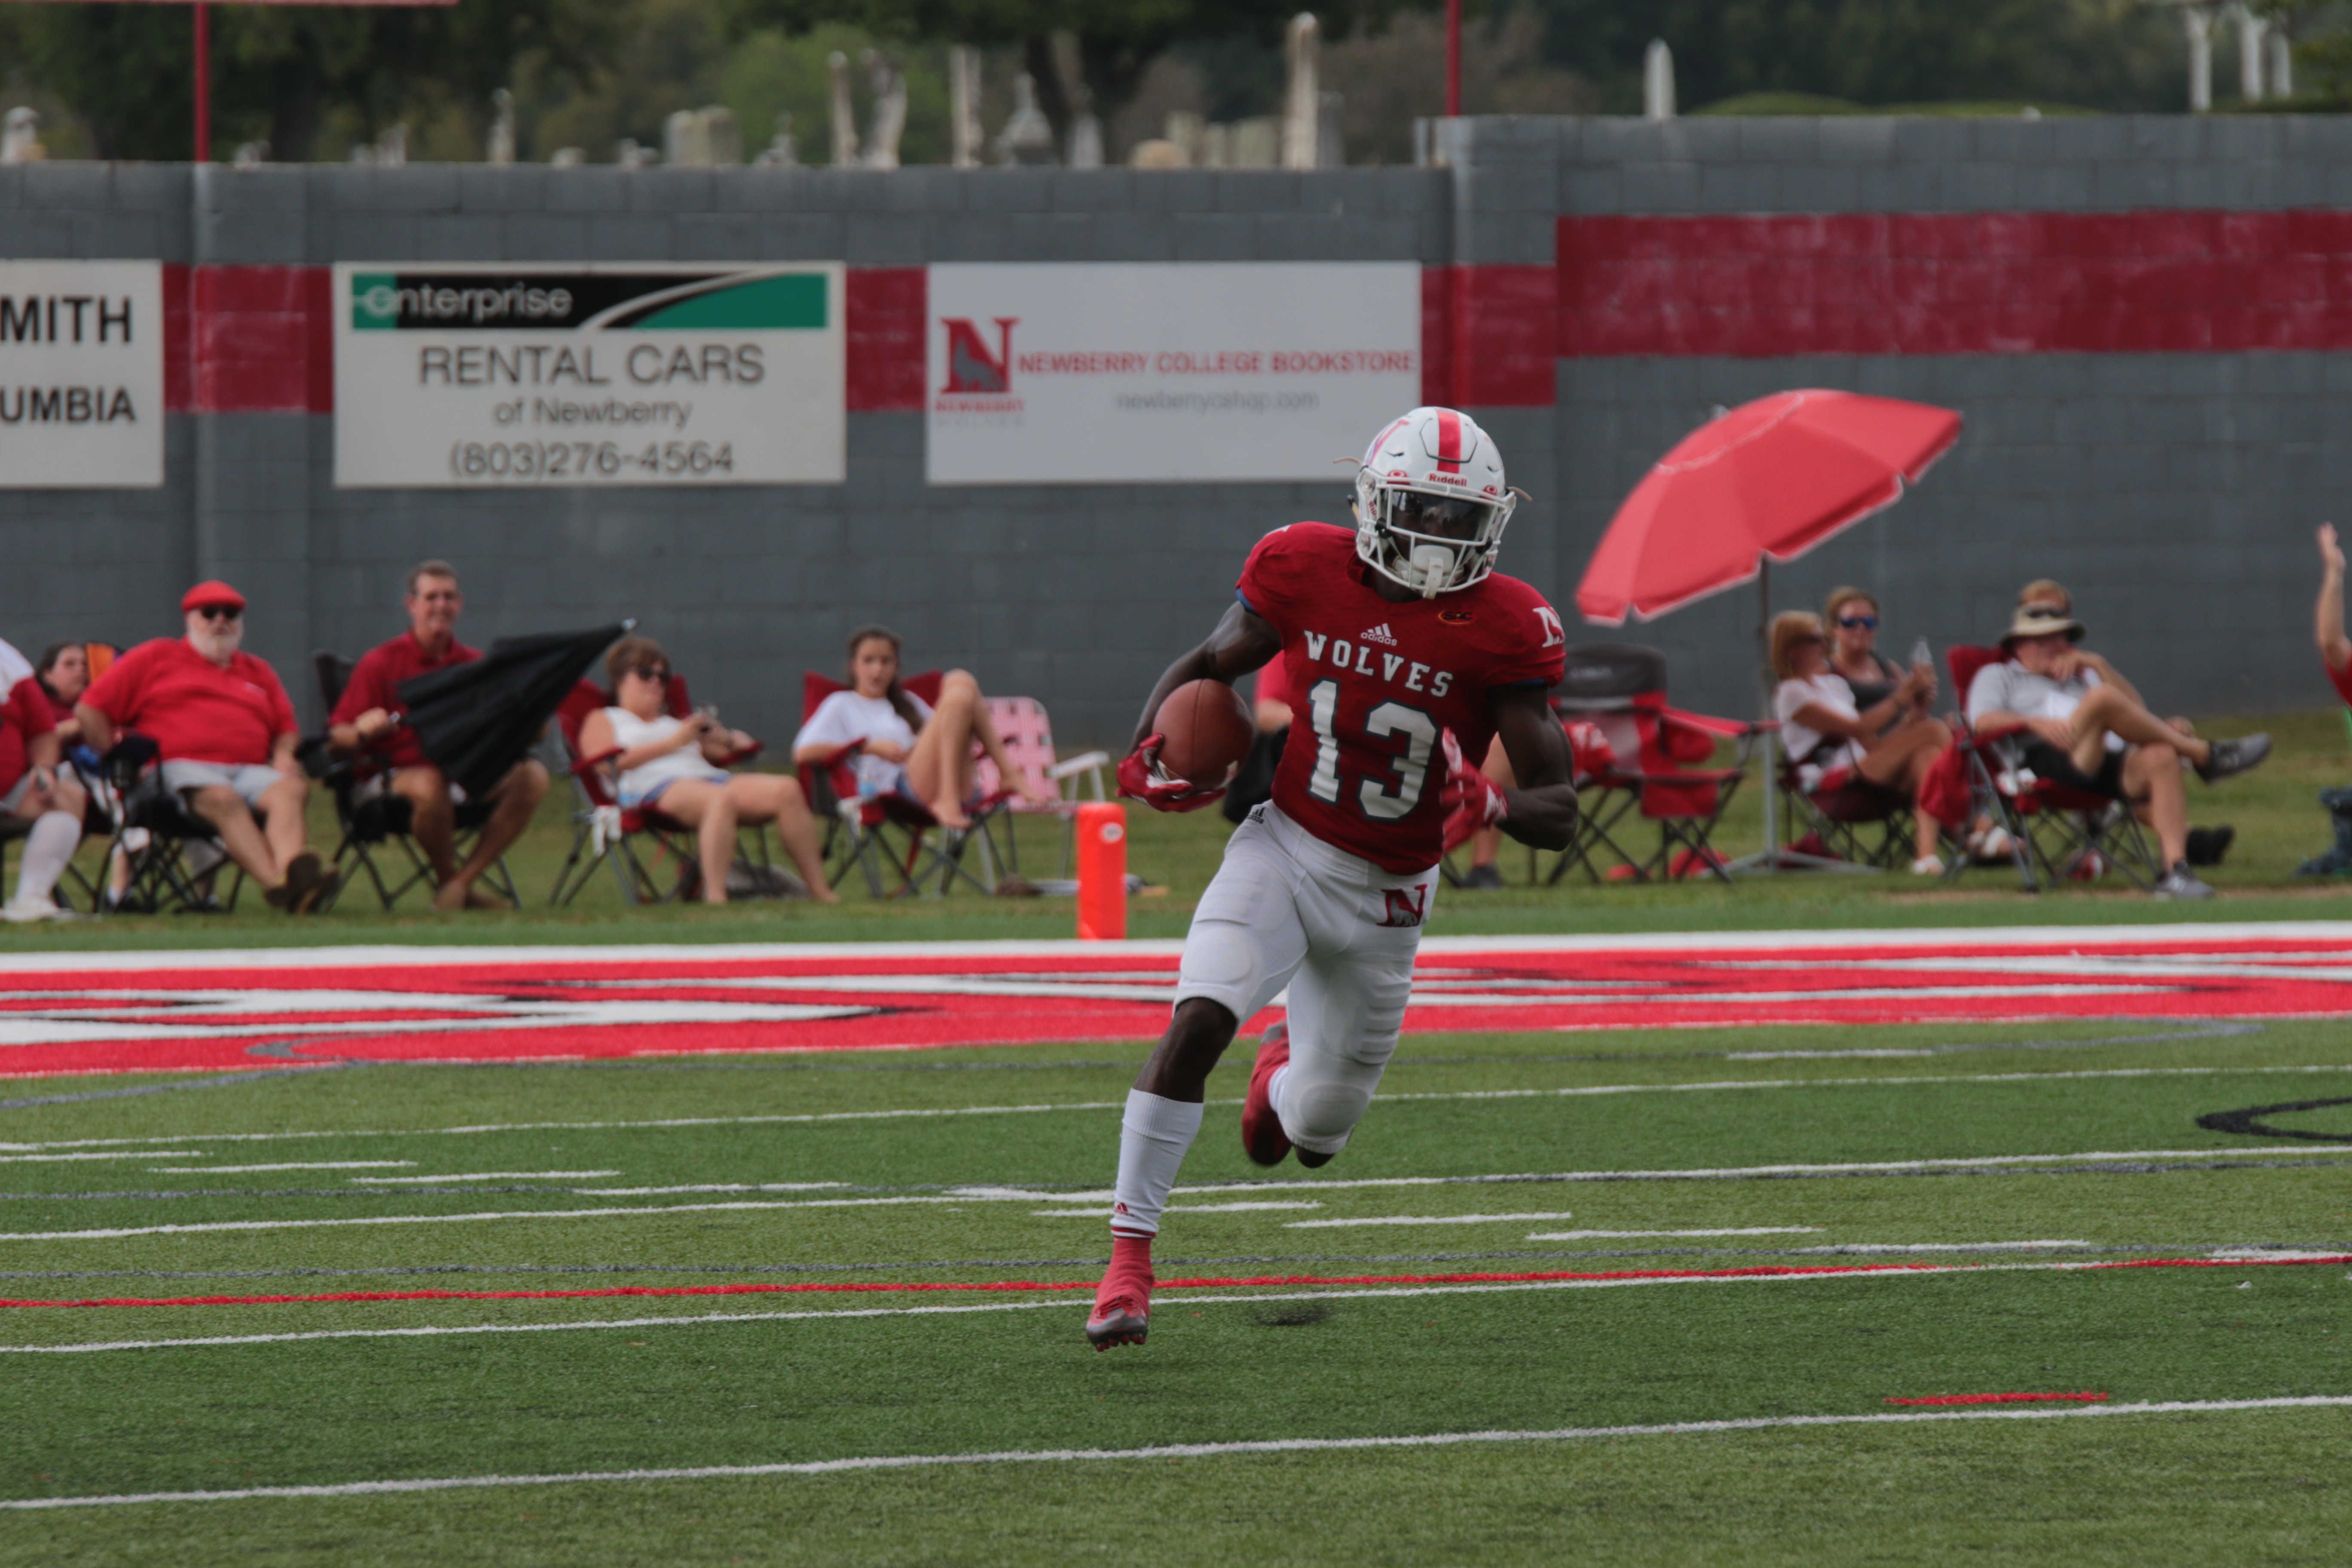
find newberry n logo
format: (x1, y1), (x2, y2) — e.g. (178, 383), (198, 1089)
(940, 317), (1018, 394)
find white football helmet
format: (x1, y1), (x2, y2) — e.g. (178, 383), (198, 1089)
(1351, 406), (1517, 597)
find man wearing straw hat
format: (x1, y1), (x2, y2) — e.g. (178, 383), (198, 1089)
(1966, 600), (2269, 899)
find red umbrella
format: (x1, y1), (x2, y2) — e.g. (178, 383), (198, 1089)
(1576, 390), (1962, 626)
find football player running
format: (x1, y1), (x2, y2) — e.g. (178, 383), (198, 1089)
(1088, 407), (1579, 1350)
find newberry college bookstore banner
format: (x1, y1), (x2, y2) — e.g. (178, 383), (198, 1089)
(926, 263), (1421, 484)
(0, 260), (165, 489)
(332, 263), (847, 487)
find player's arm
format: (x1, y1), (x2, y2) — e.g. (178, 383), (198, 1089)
(2321, 523), (2352, 672)
(1488, 683), (1578, 851)
(1128, 601), (1282, 750)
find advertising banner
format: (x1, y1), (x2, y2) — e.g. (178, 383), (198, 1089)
(926, 263), (1419, 485)
(0, 261), (164, 490)
(333, 263), (845, 488)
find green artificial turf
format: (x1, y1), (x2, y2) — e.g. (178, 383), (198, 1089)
(6, 1009), (2352, 1562)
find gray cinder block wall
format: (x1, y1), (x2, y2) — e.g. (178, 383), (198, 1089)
(0, 124), (2343, 744)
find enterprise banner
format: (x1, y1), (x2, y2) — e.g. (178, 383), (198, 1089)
(332, 263), (845, 488)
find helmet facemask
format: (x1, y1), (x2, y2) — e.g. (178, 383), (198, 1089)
(1354, 478), (1514, 597)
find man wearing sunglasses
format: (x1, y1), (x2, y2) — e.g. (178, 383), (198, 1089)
(77, 581), (331, 913)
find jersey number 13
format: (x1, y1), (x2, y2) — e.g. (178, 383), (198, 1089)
(1304, 677), (1438, 820)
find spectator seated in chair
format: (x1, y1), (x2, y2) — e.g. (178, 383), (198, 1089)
(790, 624), (1053, 831)
(2014, 579), (2234, 869)
(579, 635), (838, 906)
(1822, 588), (1911, 723)
(31, 642), (92, 749)
(1966, 600), (2269, 901)
(0, 662), (87, 921)
(1771, 611), (1953, 875)
(77, 581), (333, 914)
(325, 559), (551, 911)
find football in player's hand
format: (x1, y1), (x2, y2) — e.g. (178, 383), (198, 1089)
(1152, 679), (1254, 790)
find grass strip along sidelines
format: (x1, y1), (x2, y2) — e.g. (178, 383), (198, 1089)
(9, 1396), (2352, 1512)
(6, 1252), (2351, 1310)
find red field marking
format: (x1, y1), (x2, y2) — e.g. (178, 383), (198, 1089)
(1886, 1393), (2110, 1406)
(6, 1253), (2347, 1309)
(5, 928), (2351, 1078)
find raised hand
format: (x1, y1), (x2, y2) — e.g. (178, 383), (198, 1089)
(1116, 734), (1226, 813)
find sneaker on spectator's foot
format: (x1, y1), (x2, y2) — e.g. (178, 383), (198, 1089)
(1965, 825), (2015, 864)
(2197, 735), (2271, 784)
(2298, 847), (2352, 877)
(2154, 861), (2215, 900)
(1909, 855), (1945, 876)
(264, 850), (325, 915)
(1458, 863), (1504, 890)
(2186, 824), (2235, 867)
(0, 896), (63, 923)
(1241, 1021), (1292, 1168)
(1085, 1232), (1154, 1351)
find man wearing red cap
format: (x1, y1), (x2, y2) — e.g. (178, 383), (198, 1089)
(77, 581), (331, 913)
(325, 559), (549, 910)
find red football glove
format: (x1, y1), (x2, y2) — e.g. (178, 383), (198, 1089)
(1117, 733), (1228, 814)
(1439, 759), (1509, 851)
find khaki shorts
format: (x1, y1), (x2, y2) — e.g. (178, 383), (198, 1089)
(160, 761), (291, 810)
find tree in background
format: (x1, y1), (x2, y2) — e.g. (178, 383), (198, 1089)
(0, 0), (614, 161)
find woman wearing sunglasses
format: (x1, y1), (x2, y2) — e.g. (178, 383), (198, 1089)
(1822, 588), (1931, 723)
(579, 636), (838, 905)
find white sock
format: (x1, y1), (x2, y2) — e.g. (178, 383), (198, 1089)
(1110, 1090), (1203, 1238)
(12, 812), (78, 906)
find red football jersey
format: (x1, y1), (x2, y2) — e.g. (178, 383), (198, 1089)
(1237, 522), (1566, 873)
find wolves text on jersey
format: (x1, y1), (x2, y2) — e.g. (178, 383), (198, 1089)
(1297, 630), (1455, 698)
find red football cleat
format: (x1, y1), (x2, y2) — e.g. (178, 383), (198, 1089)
(1085, 1232), (1155, 1350)
(1241, 1019), (1293, 1167)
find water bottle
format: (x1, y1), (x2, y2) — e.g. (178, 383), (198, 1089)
(1910, 636), (1932, 672)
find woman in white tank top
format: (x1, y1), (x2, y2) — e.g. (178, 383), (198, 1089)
(578, 635), (838, 904)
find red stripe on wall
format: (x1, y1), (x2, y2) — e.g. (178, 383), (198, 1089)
(846, 265), (925, 412)
(1560, 209), (2352, 357)
(192, 264), (333, 413)
(1421, 264), (1557, 408)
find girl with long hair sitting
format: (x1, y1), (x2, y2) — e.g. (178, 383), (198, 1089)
(791, 625), (1051, 830)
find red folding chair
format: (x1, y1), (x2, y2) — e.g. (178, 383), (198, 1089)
(1946, 645), (2160, 891)
(547, 674), (770, 905)
(796, 671), (1015, 897)
(1544, 644), (1759, 884)
(1776, 755), (1915, 870)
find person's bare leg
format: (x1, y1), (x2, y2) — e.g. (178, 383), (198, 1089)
(2125, 745), (2190, 867)
(394, 767), (459, 884)
(731, 775), (838, 902)
(906, 671), (983, 829)
(187, 785), (280, 886)
(435, 760), (548, 910)
(1858, 720), (1951, 863)
(257, 776), (309, 876)
(2068, 686), (2209, 775)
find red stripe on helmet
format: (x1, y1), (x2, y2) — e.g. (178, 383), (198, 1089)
(1434, 409), (1464, 474)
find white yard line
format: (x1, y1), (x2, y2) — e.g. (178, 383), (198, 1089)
(1029, 1202), (1323, 1216)
(0, 1255), (2285, 1356)
(1522, 1228), (1825, 1240)
(8, 1393), (2349, 1509)
(148, 1163), (415, 1174)
(0, 1152), (200, 1164)
(1281, 1213), (1581, 1228)
(346, 1173), (620, 1183)
(17, 1063), (2352, 1156)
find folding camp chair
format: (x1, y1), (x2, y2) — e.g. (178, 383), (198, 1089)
(546, 676), (776, 905)
(308, 652), (521, 912)
(797, 671), (1015, 898)
(91, 734), (246, 913)
(971, 696), (1110, 881)
(1544, 644), (1758, 885)
(1945, 645), (2162, 892)
(1776, 758), (1915, 870)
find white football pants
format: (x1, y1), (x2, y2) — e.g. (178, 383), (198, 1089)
(1173, 802), (1435, 1156)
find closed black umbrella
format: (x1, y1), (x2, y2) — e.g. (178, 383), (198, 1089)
(396, 623), (627, 798)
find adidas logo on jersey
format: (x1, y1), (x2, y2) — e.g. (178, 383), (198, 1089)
(1360, 623), (1399, 646)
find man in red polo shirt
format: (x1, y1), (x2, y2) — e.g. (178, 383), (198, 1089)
(78, 581), (329, 913)
(326, 559), (549, 910)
